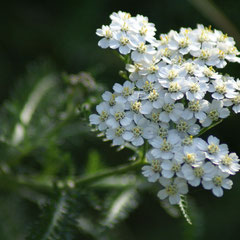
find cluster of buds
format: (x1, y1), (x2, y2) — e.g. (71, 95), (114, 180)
(90, 11), (240, 205)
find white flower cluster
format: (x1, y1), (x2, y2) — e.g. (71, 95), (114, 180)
(90, 11), (240, 205)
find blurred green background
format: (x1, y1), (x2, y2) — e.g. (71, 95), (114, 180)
(1, 0), (240, 239)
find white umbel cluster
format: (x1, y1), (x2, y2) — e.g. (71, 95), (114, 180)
(90, 11), (240, 204)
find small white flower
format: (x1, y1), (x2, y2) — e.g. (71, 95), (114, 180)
(106, 126), (128, 146)
(110, 13), (133, 34)
(217, 153), (240, 175)
(196, 135), (229, 163)
(183, 61), (198, 77)
(168, 31), (201, 55)
(223, 94), (240, 113)
(200, 100), (230, 127)
(102, 91), (117, 106)
(110, 11), (132, 23)
(140, 89), (164, 114)
(191, 42), (215, 66)
(89, 102), (110, 131)
(106, 103), (133, 128)
(133, 14), (157, 43)
(208, 78), (237, 100)
(125, 115), (154, 146)
(158, 64), (186, 83)
(157, 177), (188, 204)
(150, 130), (181, 160)
(161, 159), (183, 178)
(175, 145), (205, 168)
(162, 78), (188, 101)
(196, 65), (221, 82)
(175, 118), (200, 137)
(159, 94), (184, 123)
(96, 25), (118, 49)
(131, 42), (156, 62)
(113, 81), (135, 104)
(138, 57), (164, 82)
(125, 63), (144, 81)
(202, 168), (233, 197)
(182, 162), (215, 187)
(142, 152), (162, 182)
(147, 121), (169, 141)
(183, 99), (209, 121)
(185, 77), (208, 101)
(112, 32), (136, 54)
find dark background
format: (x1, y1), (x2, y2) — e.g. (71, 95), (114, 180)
(1, 0), (240, 239)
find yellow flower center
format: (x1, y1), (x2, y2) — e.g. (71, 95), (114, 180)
(208, 144), (219, 154)
(131, 101), (142, 113)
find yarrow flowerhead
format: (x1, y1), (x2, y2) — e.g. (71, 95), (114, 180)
(90, 11), (240, 205)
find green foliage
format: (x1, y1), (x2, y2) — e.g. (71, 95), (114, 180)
(86, 150), (103, 174)
(102, 188), (138, 228)
(0, 60), (148, 240)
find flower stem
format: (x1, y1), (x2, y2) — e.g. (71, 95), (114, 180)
(0, 157), (147, 194)
(196, 119), (223, 137)
(73, 158), (145, 187)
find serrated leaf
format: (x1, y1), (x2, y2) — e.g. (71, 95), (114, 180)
(26, 192), (67, 240)
(103, 188), (138, 228)
(11, 74), (56, 146)
(179, 195), (192, 225)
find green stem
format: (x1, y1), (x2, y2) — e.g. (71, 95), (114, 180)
(0, 157), (147, 194)
(113, 51), (132, 64)
(0, 174), (54, 195)
(195, 119), (223, 137)
(73, 158), (146, 187)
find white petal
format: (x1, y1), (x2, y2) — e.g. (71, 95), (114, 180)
(151, 149), (162, 158)
(115, 96), (127, 103)
(122, 131), (134, 141)
(98, 38), (109, 48)
(161, 152), (173, 160)
(169, 195), (180, 205)
(219, 108), (230, 118)
(196, 139), (208, 151)
(149, 173), (160, 182)
(157, 189), (168, 200)
(132, 137), (144, 146)
(212, 187), (223, 197)
(140, 101), (153, 114)
(102, 91), (112, 101)
(162, 170), (174, 178)
(119, 45), (131, 55)
(113, 137), (124, 146)
(189, 178), (201, 187)
(161, 160), (172, 170)
(98, 122), (107, 131)
(159, 177), (171, 186)
(202, 180), (213, 190)
(159, 112), (170, 122)
(120, 117), (132, 126)
(195, 111), (206, 121)
(222, 179), (233, 190)
(106, 129), (115, 140)
(106, 118), (119, 129)
(89, 114), (100, 125)
(208, 135), (219, 145)
(113, 83), (123, 93)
